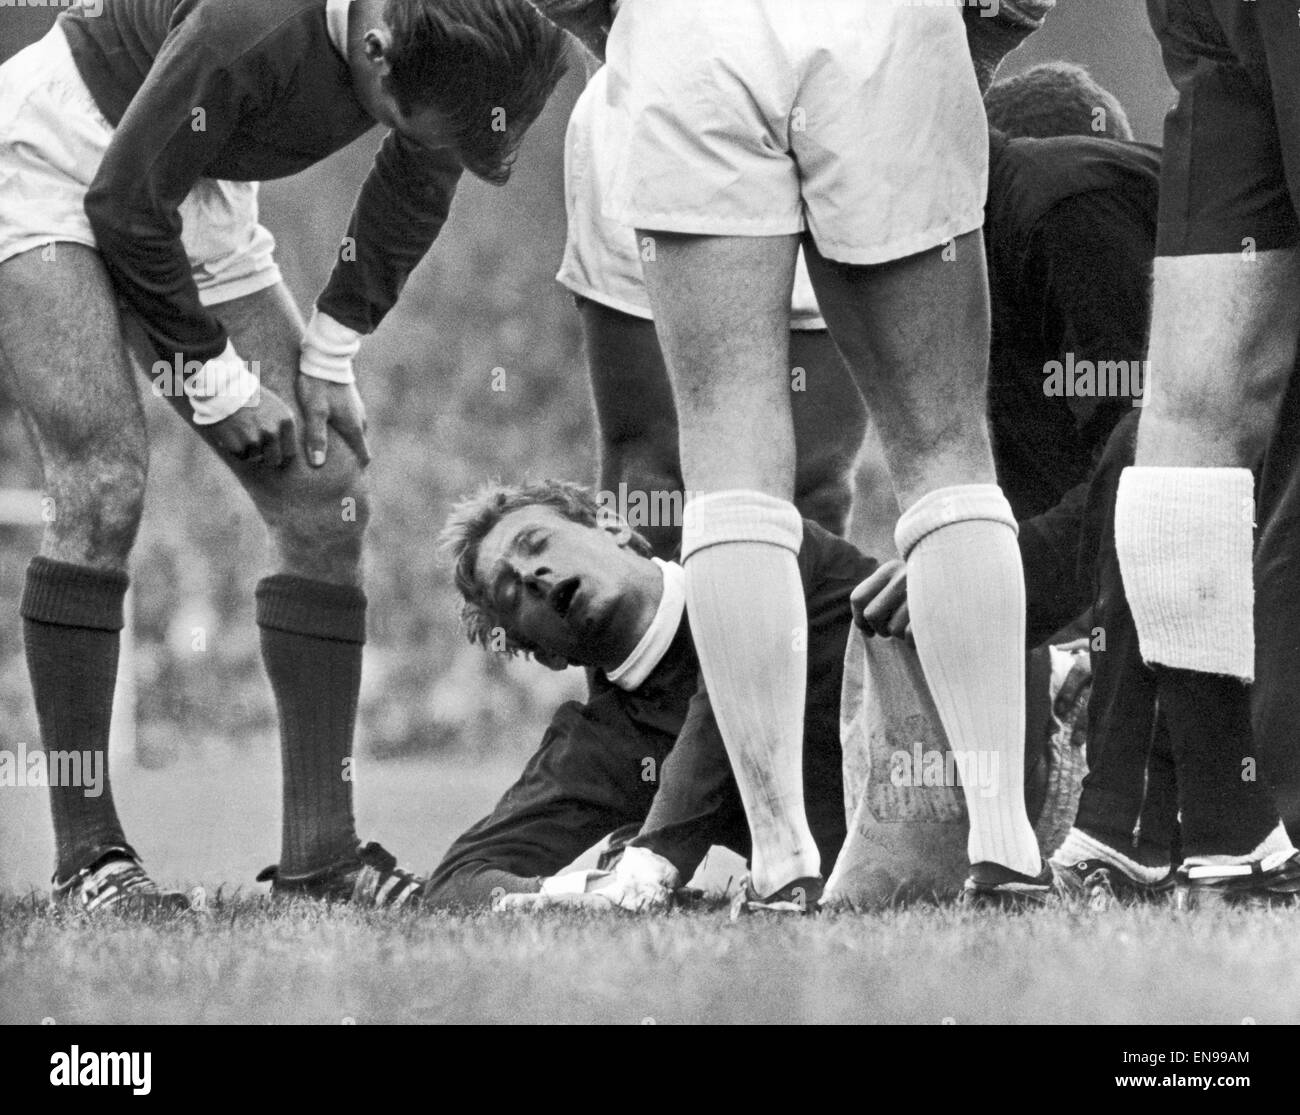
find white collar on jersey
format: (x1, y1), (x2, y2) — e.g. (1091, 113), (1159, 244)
(326, 0), (354, 60)
(605, 558), (686, 692)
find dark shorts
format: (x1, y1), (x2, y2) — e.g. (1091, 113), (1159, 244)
(1148, 0), (1300, 255)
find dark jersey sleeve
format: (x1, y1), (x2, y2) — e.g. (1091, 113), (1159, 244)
(315, 131), (463, 334)
(422, 694), (674, 909)
(1018, 479), (1092, 647)
(84, 33), (272, 364)
(1022, 189), (1155, 443)
(630, 680), (747, 878)
(633, 523), (875, 877)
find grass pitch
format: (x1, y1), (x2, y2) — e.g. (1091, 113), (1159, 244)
(4, 896), (1300, 1025)
(4, 751), (1300, 1025)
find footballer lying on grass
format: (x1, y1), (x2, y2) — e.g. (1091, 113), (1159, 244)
(419, 480), (1088, 914)
(0, 0), (566, 915)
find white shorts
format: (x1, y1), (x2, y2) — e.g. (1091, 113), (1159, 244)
(602, 0), (988, 265)
(558, 68), (827, 331)
(0, 24), (281, 306)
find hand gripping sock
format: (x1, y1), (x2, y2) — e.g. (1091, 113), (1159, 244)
(681, 490), (820, 896)
(895, 485), (1041, 877)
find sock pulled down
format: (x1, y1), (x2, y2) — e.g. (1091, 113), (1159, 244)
(1115, 466), (1281, 858)
(1114, 467), (1254, 679)
(895, 484), (1041, 877)
(257, 575), (366, 876)
(681, 490), (819, 896)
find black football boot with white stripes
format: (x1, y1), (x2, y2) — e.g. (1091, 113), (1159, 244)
(52, 848), (193, 917)
(257, 840), (424, 910)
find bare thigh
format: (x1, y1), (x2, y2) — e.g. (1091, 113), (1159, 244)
(638, 232), (800, 499)
(580, 299), (866, 542)
(0, 244), (147, 571)
(805, 230), (995, 510)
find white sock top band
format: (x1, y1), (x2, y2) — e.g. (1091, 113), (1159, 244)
(681, 490), (803, 563)
(894, 484), (1017, 560)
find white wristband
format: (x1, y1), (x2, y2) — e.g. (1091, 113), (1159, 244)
(299, 308), (363, 385)
(187, 340), (262, 426)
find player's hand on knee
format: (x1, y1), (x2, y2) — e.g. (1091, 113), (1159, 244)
(851, 559), (913, 644)
(297, 375), (371, 470)
(210, 387), (298, 470)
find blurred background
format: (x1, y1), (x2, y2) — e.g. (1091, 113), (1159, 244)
(0, 2), (1174, 888)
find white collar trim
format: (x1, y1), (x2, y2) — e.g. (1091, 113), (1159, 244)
(605, 559), (686, 692)
(326, 0), (354, 60)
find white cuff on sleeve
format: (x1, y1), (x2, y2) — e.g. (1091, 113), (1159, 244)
(299, 308), (363, 385)
(187, 340), (262, 426)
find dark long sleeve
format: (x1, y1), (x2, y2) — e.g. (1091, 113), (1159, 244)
(422, 692), (675, 909)
(316, 131), (463, 333)
(1019, 479), (1092, 647)
(84, 37), (266, 364)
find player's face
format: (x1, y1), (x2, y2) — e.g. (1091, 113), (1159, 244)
(473, 506), (660, 669)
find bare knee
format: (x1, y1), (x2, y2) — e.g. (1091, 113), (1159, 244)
(261, 457), (370, 583)
(41, 452), (147, 569)
(1143, 372), (1287, 467)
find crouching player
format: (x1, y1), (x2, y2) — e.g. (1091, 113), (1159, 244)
(0, 0), (566, 913)
(420, 480), (1081, 913)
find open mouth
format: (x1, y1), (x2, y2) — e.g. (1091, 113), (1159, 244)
(549, 577), (581, 619)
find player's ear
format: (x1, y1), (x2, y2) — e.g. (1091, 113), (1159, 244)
(363, 28), (394, 72)
(595, 509), (633, 548)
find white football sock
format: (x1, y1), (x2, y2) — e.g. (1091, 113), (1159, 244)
(1052, 827), (1169, 884)
(1114, 466), (1255, 679)
(682, 490), (819, 895)
(895, 485), (1041, 877)
(1183, 822), (1296, 873)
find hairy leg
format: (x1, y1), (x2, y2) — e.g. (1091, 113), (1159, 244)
(580, 299), (866, 553)
(639, 231), (819, 895)
(1120, 251), (1300, 860)
(807, 230), (1039, 877)
(0, 246), (147, 570)
(0, 244), (146, 878)
(127, 281), (370, 874)
(1138, 253), (1300, 469)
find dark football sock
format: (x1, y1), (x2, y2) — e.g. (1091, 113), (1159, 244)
(1155, 666), (1279, 858)
(21, 557), (132, 881)
(256, 574), (365, 875)
(1133, 712), (1179, 867)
